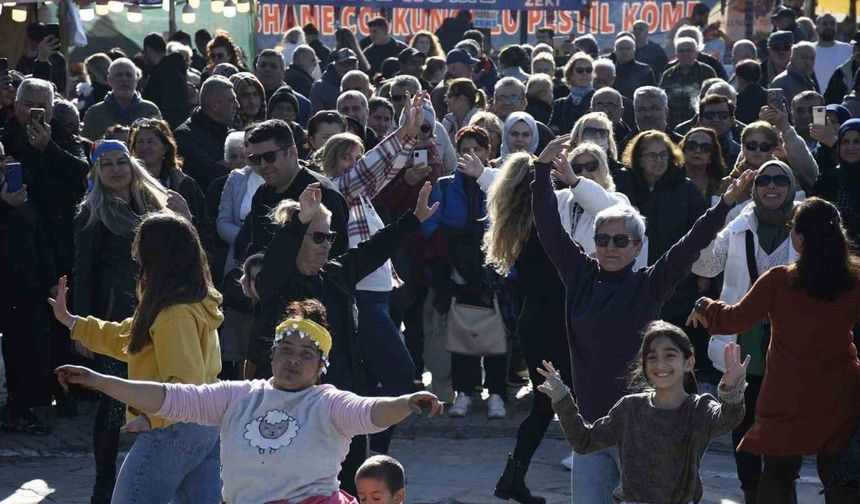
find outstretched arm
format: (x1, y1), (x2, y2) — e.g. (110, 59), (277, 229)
(687, 267), (778, 336)
(56, 365), (166, 415)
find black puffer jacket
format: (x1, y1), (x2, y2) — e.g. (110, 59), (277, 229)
(143, 52), (192, 129)
(174, 107), (231, 193)
(248, 211), (421, 391)
(1, 116), (90, 278)
(614, 60), (656, 100)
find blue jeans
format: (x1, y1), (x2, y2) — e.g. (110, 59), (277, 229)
(111, 422), (221, 504)
(355, 290), (416, 453)
(570, 447), (620, 504)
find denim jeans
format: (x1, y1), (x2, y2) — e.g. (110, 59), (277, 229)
(111, 422), (221, 504)
(355, 290), (416, 453)
(570, 447), (620, 504)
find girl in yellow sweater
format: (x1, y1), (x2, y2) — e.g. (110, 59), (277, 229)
(49, 211), (223, 504)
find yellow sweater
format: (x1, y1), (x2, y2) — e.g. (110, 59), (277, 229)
(73, 289), (224, 428)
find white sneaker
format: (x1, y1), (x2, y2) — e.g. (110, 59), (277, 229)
(448, 393), (472, 417)
(560, 453), (574, 470)
(487, 394), (506, 419)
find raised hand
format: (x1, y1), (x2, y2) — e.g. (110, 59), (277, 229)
(55, 364), (103, 392)
(1, 182), (28, 208)
(722, 342), (750, 389)
(404, 163), (431, 187)
(535, 360), (570, 402)
(457, 149), (485, 179)
(414, 181), (439, 223)
(552, 153), (578, 187)
(47, 276), (76, 329)
(396, 91), (427, 140)
(298, 182), (322, 224)
(722, 170), (756, 206)
(759, 105), (790, 132)
(536, 134), (571, 164)
(406, 391), (444, 418)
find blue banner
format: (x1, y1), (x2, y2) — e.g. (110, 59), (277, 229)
(265, 0), (584, 11)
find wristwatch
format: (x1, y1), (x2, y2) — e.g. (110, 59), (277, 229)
(694, 297), (709, 314)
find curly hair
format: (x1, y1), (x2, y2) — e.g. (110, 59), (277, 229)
(680, 127), (727, 183)
(622, 130), (684, 179)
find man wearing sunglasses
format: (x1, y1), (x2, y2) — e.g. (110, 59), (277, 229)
(244, 119), (348, 265)
(697, 94), (741, 166)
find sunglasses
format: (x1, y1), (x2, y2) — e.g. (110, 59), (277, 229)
(684, 140), (713, 152)
(754, 174), (791, 187)
(594, 233), (639, 248)
(744, 141), (774, 152)
(306, 231), (338, 244)
(582, 126), (609, 138)
(572, 161), (600, 174)
(701, 111), (730, 121)
(770, 44), (792, 53)
(247, 147), (285, 166)
(574, 66), (593, 74)
(391, 94), (407, 102)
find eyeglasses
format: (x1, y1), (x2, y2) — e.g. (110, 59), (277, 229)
(247, 147), (285, 166)
(684, 139), (713, 152)
(641, 151), (669, 162)
(572, 161), (600, 174)
(592, 101), (619, 110)
(420, 124), (433, 135)
(306, 231), (338, 244)
(594, 233), (639, 248)
(701, 111), (731, 121)
(744, 141), (774, 152)
(754, 174), (791, 187)
(770, 44), (792, 53)
(391, 94), (407, 102)
(574, 66), (593, 74)
(495, 94), (524, 103)
(582, 126), (609, 138)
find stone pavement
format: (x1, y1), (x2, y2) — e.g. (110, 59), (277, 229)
(0, 348), (827, 503)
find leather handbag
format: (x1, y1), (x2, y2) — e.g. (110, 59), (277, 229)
(444, 296), (507, 356)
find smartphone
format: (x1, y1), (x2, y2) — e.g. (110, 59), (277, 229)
(43, 23), (60, 40)
(0, 58), (8, 74)
(29, 108), (45, 126)
(5, 163), (22, 192)
(768, 88), (786, 112)
(413, 149), (428, 167)
(813, 106), (826, 126)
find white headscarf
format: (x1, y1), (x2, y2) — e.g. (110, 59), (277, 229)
(500, 111), (539, 161)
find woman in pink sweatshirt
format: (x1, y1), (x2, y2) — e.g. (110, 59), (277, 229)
(55, 298), (443, 504)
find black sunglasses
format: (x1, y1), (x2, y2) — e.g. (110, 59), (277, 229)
(684, 140), (713, 152)
(247, 147), (285, 166)
(744, 141), (774, 152)
(572, 161), (599, 174)
(754, 174), (791, 187)
(574, 66), (593, 74)
(594, 233), (638, 248)
(306, 231), (337, 244)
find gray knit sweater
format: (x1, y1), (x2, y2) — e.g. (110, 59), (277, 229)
(552, 386), (744, 503)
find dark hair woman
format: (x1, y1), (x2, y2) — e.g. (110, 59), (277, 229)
(49, 211), (224, 503)
(335, 27), (371, 75)
(129, 118), (214, 254)
(689, 197), (860, 504)
(229, 72), (267, 128)
(681, 127), (727, 202)
(441, 78), (487, 144)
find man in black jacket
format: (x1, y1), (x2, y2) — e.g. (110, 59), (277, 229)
(735, 59), (769, 125)
(174, 75), (236, 193)
(363, 17), (407, 76)
(284, 45), (317, 98)
(633, 20), (668, 78)
(614, 35), (656, 100)
(303, 23), (330, 73)
(1, 78), (90, 428)
(142, 32), (191, 129)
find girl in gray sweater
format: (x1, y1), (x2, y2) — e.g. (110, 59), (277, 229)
(537, 321), (747, 504)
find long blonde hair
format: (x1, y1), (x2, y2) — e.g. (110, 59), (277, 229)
(79, 153), (169, 235)
(482, 152), (535, 275)
(316, 132), (364, 177)
(568, 142), (615, 191)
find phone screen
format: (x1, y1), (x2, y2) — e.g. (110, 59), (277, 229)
(5, 163), (22, 192)
(29, 108), (45, 125)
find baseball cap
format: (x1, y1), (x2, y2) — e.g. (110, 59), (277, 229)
(771, 6), (796, 22)
(767, 30), (795, 48)
(446, 48), (480, 67)
(398, 47), (426, 63)
(333, 48), (358, 63)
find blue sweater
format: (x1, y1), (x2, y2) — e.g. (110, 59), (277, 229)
(531, 161), (731, 421)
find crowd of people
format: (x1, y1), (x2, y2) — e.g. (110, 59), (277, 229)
(2, 3), (860, 504)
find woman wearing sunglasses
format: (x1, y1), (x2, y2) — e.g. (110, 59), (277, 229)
(691, 160), (799, 502)
(568, 112), (625, 174)
(681, 127), (728, 203)
(721, 107), (818, 197)
(531, 135), (755, 503)
(549, 52), (595, 136)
